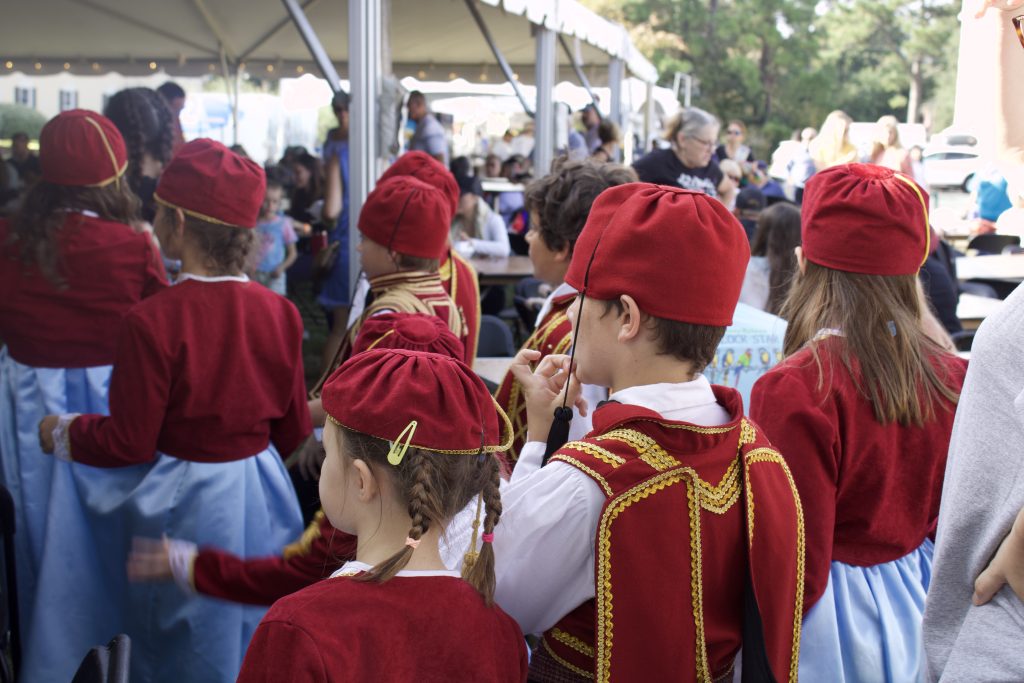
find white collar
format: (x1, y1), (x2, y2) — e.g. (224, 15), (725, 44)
(608, 375), (729, 425)
(330, 560), (460, 579)
(533, 281), (577, 329)
(176, 272), (249, 285)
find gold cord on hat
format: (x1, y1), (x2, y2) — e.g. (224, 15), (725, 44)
(462, 492), (485, 570)
(892, 173), (931, 266)
(82, 115), (127, 189)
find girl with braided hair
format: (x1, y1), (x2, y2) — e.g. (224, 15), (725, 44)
(104, 87), (176, 221)
(238, 347), (527, 683)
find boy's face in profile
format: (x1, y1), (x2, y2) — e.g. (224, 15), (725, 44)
(566, 295), (619, 388)
(357, 233), (395, 278)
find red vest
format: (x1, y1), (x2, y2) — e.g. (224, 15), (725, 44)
(441, 249), (481, 363)
(494, 292), (575, 471)
(534, 387), (804, 683)
(312, 270), (467, 397)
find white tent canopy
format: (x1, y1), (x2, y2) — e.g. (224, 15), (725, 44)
(1, 0), (656, 85)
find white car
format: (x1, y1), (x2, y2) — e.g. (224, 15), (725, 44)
(922, 145), (985, 191)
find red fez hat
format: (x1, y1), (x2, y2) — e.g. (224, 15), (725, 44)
(358, 176), (451, 259)
(322, 349), (512, 456)
(378, 151), (459, 219)
(352, 312), (465, 359)
(802, 163), (930, 276)
(565, 183), (750, 326)
(39, 110), (128, 187)
(154, 139), (266, 229)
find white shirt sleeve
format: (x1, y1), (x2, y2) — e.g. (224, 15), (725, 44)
(494, 440), (605, 636)
(470, 210), (512, 258)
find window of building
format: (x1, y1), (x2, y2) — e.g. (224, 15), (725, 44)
(14, 87), (36, 109)
(59, 89), (78, 111)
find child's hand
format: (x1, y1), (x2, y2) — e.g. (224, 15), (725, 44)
(127, 537), (174, 582)
(509, 349), (588, 442)
(974, 505), (1024, 604)
(38, 415), (58, 454)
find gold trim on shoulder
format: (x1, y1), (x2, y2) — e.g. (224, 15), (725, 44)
(551, 628), (595, 658)
(541, 637), (595, 680)
(282, 511), (325, 559)
(550, 454), (613, 496)
(595, 428), (680, 471)
(563, 441), (625, 468)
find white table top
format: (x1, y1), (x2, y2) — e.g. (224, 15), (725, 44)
(957, 292), (1005, 322)
(474, 356), (514, 385)
(956, 254), (1024, 282)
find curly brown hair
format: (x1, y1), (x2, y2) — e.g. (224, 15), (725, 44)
(525, 159), (637, 254)
(7, 180), (141, 287)
(103, 88), (175, 194)
(181, 215), (255, 276)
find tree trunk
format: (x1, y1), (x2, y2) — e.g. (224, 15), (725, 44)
(906, 57), (922, 123)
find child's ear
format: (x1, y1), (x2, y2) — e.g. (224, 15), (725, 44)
(351, 458), (379, 503)
(553, 242), (571, 263)
(617, 294), (643, 342)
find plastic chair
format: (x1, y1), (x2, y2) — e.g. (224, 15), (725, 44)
(71, 634), (131, 683)
(477, 315), (517, 357)
(0, 485), (19, 683)
(967, 233), (1020, 255)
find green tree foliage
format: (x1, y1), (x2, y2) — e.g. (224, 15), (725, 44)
(0, 104), (47, 140)
(583, 0), (961, 155)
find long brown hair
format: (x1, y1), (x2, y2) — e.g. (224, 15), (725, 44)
(781, 261), (959, 425)
(8, 180), (141, 287)
(749, 203), (801, 316)
(338, 426), (502, 605)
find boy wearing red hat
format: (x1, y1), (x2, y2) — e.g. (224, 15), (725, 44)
(750, 164), (966, 682)
(377, 150), (482, 362)
(496, 183), (804, 682)
(38, 139), (310, 683)
(0, 109), (166, 683)
(494, 159), (637, 469)
(127, 313), (467, 606)
(308, 174), (467, 419)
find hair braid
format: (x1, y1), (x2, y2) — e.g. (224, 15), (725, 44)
(357, 449), (440, 584)
(461, 455), (502, 605)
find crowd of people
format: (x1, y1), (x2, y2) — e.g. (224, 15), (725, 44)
(0, 5), (1022, 682)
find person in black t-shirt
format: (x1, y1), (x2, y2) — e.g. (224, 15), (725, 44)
(633, 107), (727, 199)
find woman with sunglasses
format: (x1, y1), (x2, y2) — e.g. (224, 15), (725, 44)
(633, 107), (732, 199)
(716, 119), (755, 166)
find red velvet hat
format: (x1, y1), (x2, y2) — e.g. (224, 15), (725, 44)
(322, 349), (512, 456)
(378, 151), (459, 219)
(154, 139), (266, 229)
(39, 109), (128, 187)
(565, 183), (750, 326)
(802, 163), (930, 276)
(352, 312), (464, 359)
(358, 176), (451, 259)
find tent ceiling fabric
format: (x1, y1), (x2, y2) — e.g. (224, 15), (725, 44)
(1, 0), (656, 84)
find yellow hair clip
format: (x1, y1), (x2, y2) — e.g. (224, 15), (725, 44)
(387, 420), (418, 466)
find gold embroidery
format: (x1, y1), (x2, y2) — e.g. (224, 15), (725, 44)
(551, 628), (595, 658)
(745, 448), (806, 683)
(595, 429), (679, 471)
(282, 511), (325, 559)
(738, 418), (757, 446)
(563, 441), (625, 468)
(594, 469), (710, 683)
(696, 457), (741, 515)
(541, 637), (595, 680)
(550, 454), (613, 496)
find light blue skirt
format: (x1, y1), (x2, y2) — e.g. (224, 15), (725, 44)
(1, 350), (303, 682)
(123, 450), (303, 683)
(800, 540), (933, 683)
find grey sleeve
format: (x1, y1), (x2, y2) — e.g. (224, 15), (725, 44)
(933, 590), (1024, 682)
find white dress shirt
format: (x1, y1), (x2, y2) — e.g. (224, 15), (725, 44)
(493, 376), (731, 635)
